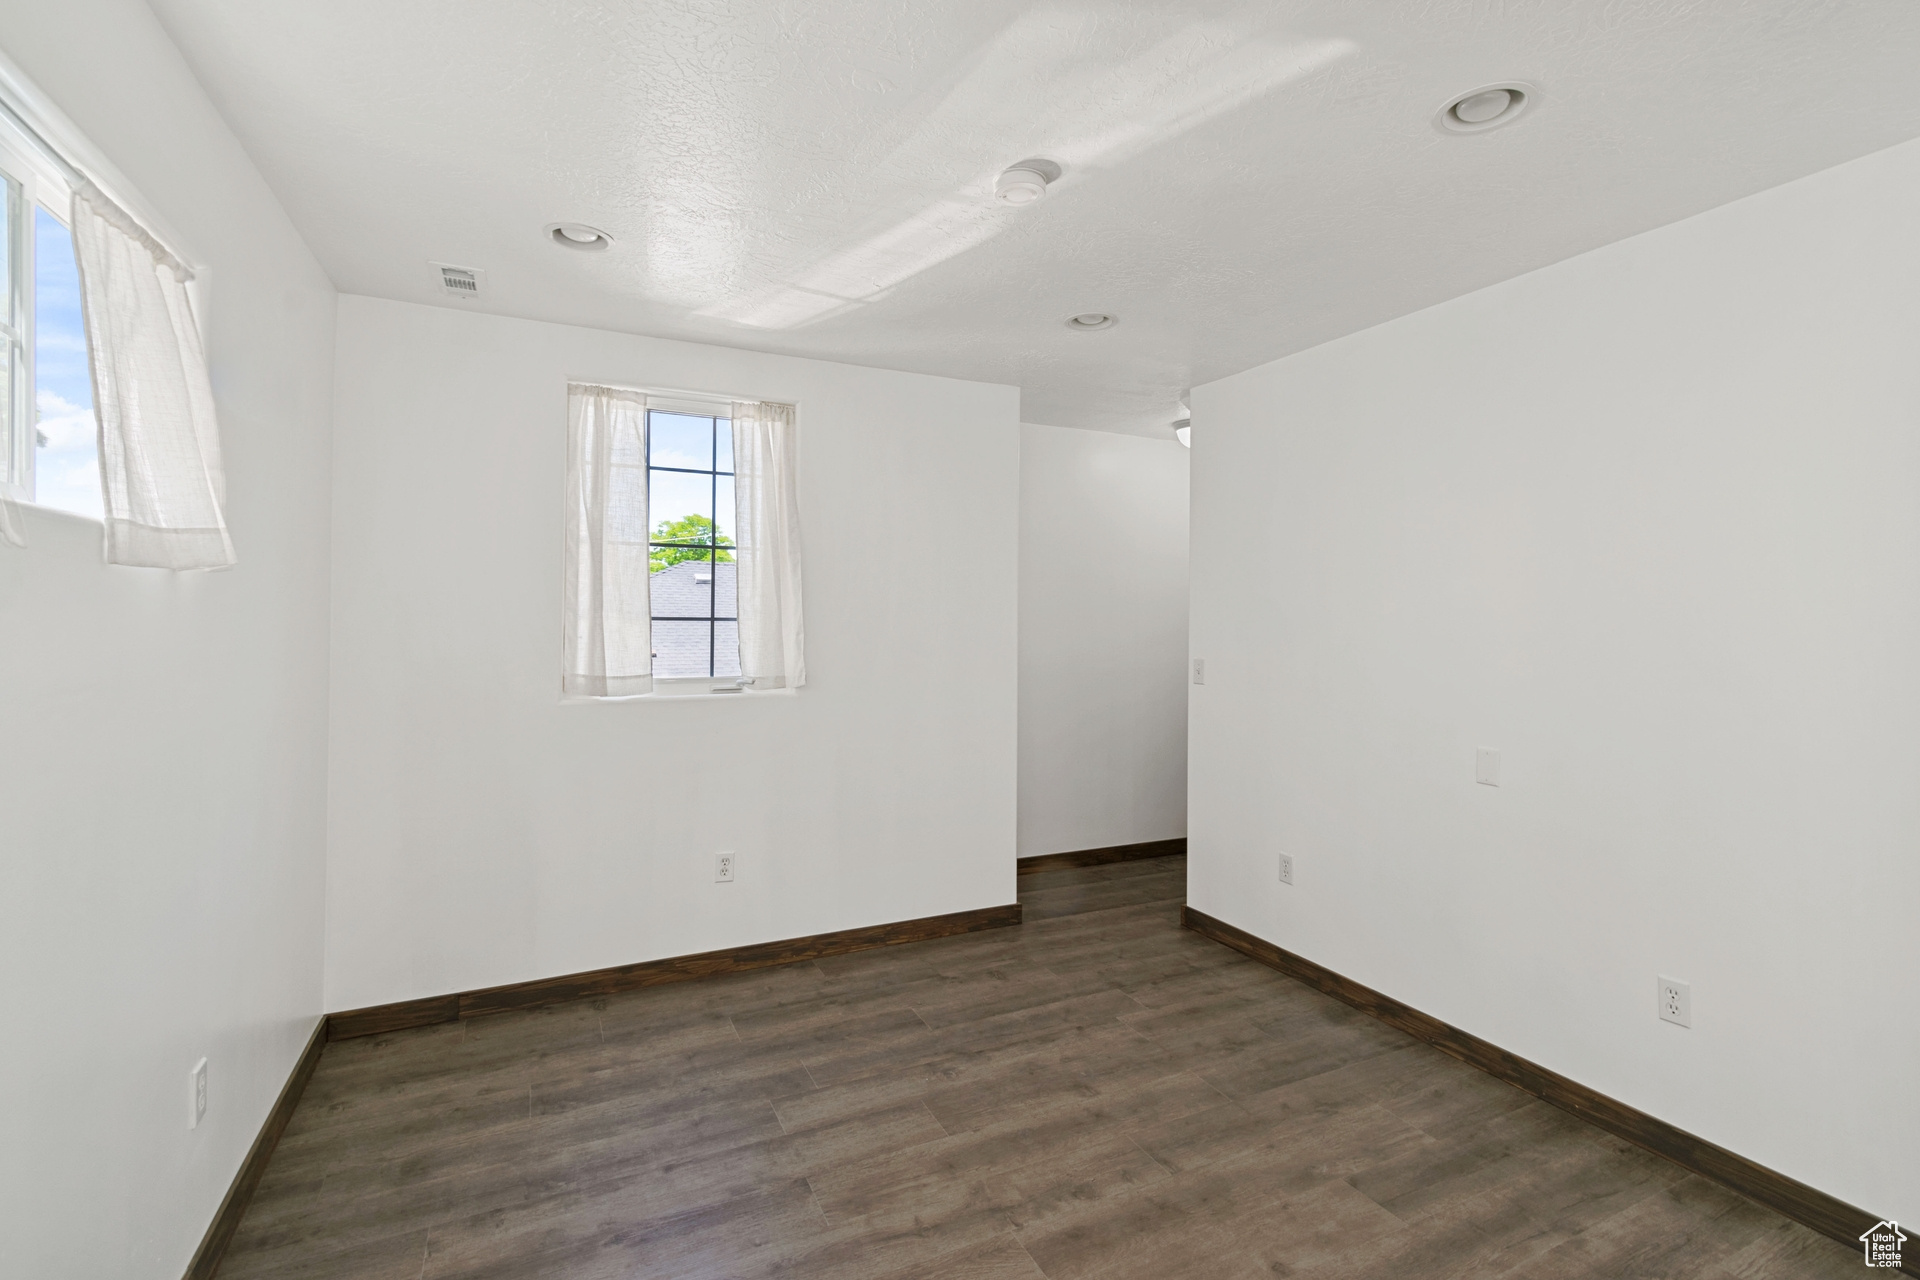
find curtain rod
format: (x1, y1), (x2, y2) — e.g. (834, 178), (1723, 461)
(0, 94), (86, 188)
(0, 92), (194, 281)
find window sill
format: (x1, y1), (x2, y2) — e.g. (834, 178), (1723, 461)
(5, 496), (103, 526)
(560, 685), (796, 705)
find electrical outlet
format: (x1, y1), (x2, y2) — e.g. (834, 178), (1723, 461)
(1191, 658), (1205, 685)
(1278, 853), (1294, 885)
(1657, 976), (1691, 1028)
(714, 852), (735, 883)
(189, 1058), (208, 1129)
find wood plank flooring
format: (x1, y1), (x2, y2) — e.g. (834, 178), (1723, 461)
(221, 855), (1860, 1279)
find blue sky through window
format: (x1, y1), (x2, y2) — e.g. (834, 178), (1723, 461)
(34, 204), (99, 518)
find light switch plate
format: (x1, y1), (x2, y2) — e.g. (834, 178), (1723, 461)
(189, 1058), (208, 1129)
(1475, 748), (1501, 787)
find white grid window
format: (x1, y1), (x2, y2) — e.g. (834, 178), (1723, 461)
(0, 124), (96, 520)
(565, 384), (805, 697)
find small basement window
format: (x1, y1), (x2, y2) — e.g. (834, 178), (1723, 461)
(0, 127), (98, 519)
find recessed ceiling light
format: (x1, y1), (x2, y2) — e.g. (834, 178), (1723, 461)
(1065, 313), (1116, 331)
(546, 222), (613, 250)
(1434, 82), (1536, 134)
(995, 158), (1062, 205)
(1173, 418), (1191, 448)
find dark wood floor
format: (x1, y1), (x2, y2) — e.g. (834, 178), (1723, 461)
(222, 855), (1858, 1279)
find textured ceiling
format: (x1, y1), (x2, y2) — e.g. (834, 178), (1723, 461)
(147, 0), (1920, 436)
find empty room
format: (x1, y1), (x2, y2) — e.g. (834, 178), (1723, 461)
(2, 1), (1916, 1277)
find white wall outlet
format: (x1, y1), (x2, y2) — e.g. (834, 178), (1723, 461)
(1278, 853), (1294, 885)
(714, 852), (735, 883)
(1657, 976), (1691, 1028)
(189, 1058), (208, 1129)
(1191, 658), (1205, 685)
(1475, 748), (1501, 787)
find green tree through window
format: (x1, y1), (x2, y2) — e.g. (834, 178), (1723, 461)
(649, 513), (734, 574)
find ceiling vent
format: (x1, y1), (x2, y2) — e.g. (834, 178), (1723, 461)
(431, 262), (487, 299)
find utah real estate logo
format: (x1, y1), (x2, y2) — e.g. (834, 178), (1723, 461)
(1859, 1220), (1905, 1269)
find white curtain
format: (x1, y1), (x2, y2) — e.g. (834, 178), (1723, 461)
(732, 400), (805, 688)
(564, 383), (653, 696)
(70, 180), (234, 569)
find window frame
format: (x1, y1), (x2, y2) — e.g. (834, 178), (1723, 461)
(0, 122), (76, 510)
(645, 405), (740, 682)
(564, 380), (800, 702)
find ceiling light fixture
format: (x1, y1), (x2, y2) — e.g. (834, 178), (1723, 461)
(1065, 313), (1116, 331)
(1173, 418), (1191, 448)
(1434, 82), (1536, 134)
(546, 222), (614, 251)
(995, 158), (1062, 205)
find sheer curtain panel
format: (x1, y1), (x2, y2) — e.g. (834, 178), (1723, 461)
(732, 400), (806, 689)
(564, 383), (653, 696)
(71, 180), (234, 568)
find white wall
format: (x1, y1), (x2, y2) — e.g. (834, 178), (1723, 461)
(1190, 137), (1920, 1225)
(0, 5), (336, 1278)
(1018, 423), (1188, 856)
(325, 296), (1019, 1012)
